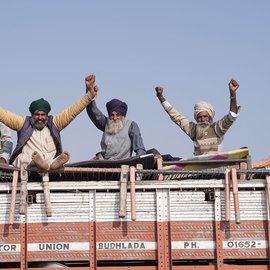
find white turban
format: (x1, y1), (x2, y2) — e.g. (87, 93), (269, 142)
(194, 101), (215, 121)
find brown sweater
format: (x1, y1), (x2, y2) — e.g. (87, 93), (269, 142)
(162, 102), (237, 155)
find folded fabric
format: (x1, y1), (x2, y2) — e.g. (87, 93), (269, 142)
(162, 148), (249, 171)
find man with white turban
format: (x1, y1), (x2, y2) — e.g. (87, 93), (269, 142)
(155, 79), (239, 155)
(86, 81), (146, 160)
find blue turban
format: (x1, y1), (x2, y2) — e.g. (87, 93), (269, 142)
(106, 99), (128, 117)
(29, 98), (51, 114)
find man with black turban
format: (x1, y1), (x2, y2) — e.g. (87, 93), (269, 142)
(86, 83), (146, 160)
(0, 74), (97, 170)
(155, 79), (240, 155)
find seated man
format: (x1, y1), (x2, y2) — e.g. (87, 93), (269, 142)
(0, 74), (97, 170)
(155, 79), (239, 155)
(86, 84), (146, 160)
(0, 122), (13, 164)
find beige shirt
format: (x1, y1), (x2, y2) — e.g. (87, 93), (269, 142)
(21, 127), (56, 163)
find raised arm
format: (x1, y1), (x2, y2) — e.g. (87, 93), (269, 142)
(85, 74), (97, 96)
(155, 85), (196, 139)
(229, 79), (239, 114)
(0, 107), (25, 131)
(155, 86), (166, 103)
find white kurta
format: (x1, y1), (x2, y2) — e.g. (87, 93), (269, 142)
(13, 127), (57, 168)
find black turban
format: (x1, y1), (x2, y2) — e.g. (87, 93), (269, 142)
(106, 99), (128, 117)
(29, 98), (51, 114)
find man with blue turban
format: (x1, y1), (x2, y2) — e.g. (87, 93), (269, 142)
(0, 74), (97, 170)
(155, 79), (240, 155)
(86, 83), (146, 160)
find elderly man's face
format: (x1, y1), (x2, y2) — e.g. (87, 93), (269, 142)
(32, 110), (48, 130)
(109, 111), (123, 122)
(107, 112), (126, 134)
(197, 111), (211, 123)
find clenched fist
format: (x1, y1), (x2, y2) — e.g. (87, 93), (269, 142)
(155, 86), (165, 103)
(229, 79), (239, 93)
(155, 86), (163, 96)
(85, 74), (96, 92)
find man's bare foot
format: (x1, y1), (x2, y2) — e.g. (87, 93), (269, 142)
(50, 151), (70, 170)
(32, 151), (49, 170)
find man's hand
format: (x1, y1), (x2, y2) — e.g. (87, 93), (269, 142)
(85, 74), (96, 92)
(85, 74), (99, 99)
(0, 157), (7, 164)
(87, 84), (99, 100)
(155, 86), (166, 103)
(155, 86), (163, 96)
(229, 79), (239, 94)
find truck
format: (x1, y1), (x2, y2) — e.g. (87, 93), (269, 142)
(1, 149), (270, 270)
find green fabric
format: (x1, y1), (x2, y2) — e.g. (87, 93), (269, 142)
(29, 98), (51, 114)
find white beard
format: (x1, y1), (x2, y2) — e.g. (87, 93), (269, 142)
(196, 122), (211, 138)
(106, 118), (127, 134)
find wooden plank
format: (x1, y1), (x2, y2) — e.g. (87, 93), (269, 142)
(130, 166), (136, 221)
(119, 165), (129, 218)
(42, 173), (52, 217)
(231, 168), (240, 224)
(225, 168), (231, 221)
(9, 170), (19, 225)
(19, 167), (28, 215)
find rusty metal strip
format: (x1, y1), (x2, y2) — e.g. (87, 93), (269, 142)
(156, 189), (172, 270)
(130, 166), (136, 221)
(214, 189), (224, 270)
(9, 170), (19, 224)
(20, 216), (27, 270)
(89, 190), (96, 270)
(164, 220), (172, 270)
(157, 222), (165, 270)
(231, 168), (240, 224)
(157, 189), (165, 270)
(265, 175), (270, 268)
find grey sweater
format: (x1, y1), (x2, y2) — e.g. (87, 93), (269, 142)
(86, 101), (146, 159)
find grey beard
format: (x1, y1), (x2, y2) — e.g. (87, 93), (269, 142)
(196, 122), (211, 138)
(30, 118), (48, 130)
(106, 118), (127, 134)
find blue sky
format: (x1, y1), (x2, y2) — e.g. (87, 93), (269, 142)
(0, 1), (269, 163)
